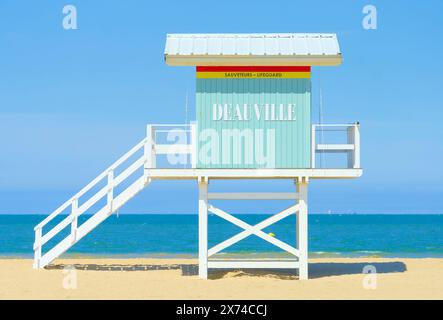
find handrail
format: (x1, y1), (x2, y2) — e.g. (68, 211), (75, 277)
(34, 124), (197, 268)
(34, 137), (148, 231)
(146, 123), (196, 169)
(35, 125), (194, 231)
(148, 124), (193, 127)
(311, 122), (360, 169)
(36, 156), (147, 249)
(33, 137), (149, 268)
(312, 124), (358, 128)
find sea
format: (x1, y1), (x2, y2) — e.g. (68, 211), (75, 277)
(0, 214), (442, 258)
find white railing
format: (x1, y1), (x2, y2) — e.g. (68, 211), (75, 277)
(311, 123), (361, 169)
(33, 122), (357, 268)
(33, 123), (196, 268)
(146, 124), (197, 169)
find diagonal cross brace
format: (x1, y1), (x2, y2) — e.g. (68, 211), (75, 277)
(207, 204), (300, 257)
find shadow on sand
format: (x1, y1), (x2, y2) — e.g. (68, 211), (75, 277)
(307, 261), (407, 279)
(46, 261), (407, 279)
(45, 263), (199, 276)
(208, 261), (407, 280)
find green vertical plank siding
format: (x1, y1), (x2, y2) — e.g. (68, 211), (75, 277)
(196, 78), (311, 168)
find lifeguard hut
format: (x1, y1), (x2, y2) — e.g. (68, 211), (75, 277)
(33, 33), (362, 280)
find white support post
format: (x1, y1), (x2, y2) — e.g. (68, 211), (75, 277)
(146, 125), (156, 169)
(353, 124), (360, 169)
(296, 178), (309, 280)
(33, 227), (42, 269)
(71, 198), (78, 244)
(107, 170), (114, 213)
(198, 178), (208, 279)
(347, 126), (354, 169)
(347, 124), (361, 169)
(311, 125), (316, 168)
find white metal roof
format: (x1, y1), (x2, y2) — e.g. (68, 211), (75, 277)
(164, 33), (342, 66)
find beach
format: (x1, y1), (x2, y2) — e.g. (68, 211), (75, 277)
(0, 257), (442, 299)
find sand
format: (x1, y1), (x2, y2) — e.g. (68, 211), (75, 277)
(0, 258), (442, 299)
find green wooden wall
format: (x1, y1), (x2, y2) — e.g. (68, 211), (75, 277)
(196, 78), (311, 168)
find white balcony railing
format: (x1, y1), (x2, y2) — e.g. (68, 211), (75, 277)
(146, 124), (197, 169)
(145, 123), (360, 170)
(311, 123), (361, 169)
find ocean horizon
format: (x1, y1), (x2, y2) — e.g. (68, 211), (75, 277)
(1, 214), (442, 259)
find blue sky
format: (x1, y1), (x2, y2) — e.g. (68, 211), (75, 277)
(0, 0), (442, 214)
